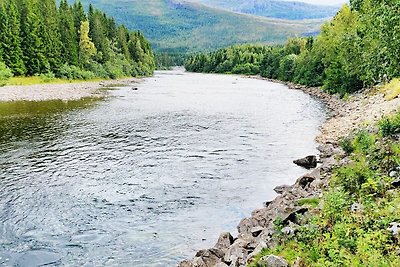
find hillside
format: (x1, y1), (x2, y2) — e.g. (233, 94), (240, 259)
(75, 0), (325, 53)
(190, 0), (340, 20)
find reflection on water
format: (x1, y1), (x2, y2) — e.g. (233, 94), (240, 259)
(0, 70), (326, 266)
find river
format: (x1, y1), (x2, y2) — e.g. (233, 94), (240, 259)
(0, 70), (326, 266)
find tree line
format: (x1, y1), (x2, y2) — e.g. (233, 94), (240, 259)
(0, 0), (155, 81)
(185, 0), (400, 96)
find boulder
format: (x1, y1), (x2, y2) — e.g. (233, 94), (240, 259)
(273, 185), (291, 194)
(257, 255), (288, 267)
(250, 226), (264, 237)
(191, 249), (225, 267)
(215, 232), (234, 251)
(293, 155), (317, 169)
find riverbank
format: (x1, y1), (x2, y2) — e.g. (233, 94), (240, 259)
(180, 79), (400, 267)
(0, 77), (141, 102)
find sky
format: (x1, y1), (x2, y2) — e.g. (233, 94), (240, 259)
(292, 0), (348, 6)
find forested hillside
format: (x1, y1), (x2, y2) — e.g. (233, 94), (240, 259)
(0, 0), (155, 81)
(74, 0), (325, 53)
(191, 0), (339, 20)
(186, 1), (400, 96)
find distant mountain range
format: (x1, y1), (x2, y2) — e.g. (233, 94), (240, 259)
(75, 0), (339, 53)
(191, 0), (340, 20)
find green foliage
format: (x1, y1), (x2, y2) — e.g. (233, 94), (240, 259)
(39, 71), (56, 82)
(0, 0), (154, 80)
(0, 62), (13, 86)
(379, 113), (400, 137)
(59, 64), (95, 80)
(297, 198), (320, 208)
(250, 113), (400, 266)
(187, 2), (400, 96)
(339, 136), (354, 154)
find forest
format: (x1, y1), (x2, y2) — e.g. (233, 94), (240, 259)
(185, 0), (400, 96)
(0, 0), (155, 83)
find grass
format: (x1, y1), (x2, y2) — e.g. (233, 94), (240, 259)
(6, 76), (105, 86)
(381, 78), (400, 100)
(297, 198), (320, 208)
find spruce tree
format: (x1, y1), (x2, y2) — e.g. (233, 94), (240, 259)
(38, 0), (62, 72)
(72, 1), (87, 44)
(58, 0), (79, 66)
(19, 0), (48, 75)
(0, 0), (25, 73)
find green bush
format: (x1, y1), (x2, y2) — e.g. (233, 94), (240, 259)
(0, 62), (13, 86)
(58, 64), (96, 80)
(379, 112), (400, 137)
(339, 136), (354, 154)
(39, 71), (56, 82)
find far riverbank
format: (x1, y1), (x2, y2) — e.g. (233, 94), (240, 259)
(0, 77), (141, 102)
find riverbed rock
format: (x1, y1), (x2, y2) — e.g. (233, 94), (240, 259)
(293, 155), (317, 169)
(257, 255), (288, 267)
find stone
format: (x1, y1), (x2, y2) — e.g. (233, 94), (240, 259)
(351, 203), (363, 213)
(389, 171), (398, 177)
(250, 226), (264, 237)
(190, 249), (225, 267)
(215, 232), (234, 251)
(223, 240), (249, 266)
(296, 174), (316, 188)
(215, 263), (229, 267)
(293, 155), (317, 169)
(257, 255), (289, 267)
(273, 185), (291, 194)
(392, 179), (400, 188)
(387, 222), (400, 236)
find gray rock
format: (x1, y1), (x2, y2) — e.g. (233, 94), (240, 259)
(215, 232), (234, 251)
(389, 171), (398, 177)
(293, 155), (317, 169)
(191, 249), (225, 267)
(273, 185), (291, 194)
(387, 222), (400, 236)
(296, 174), (316, 189)
(351, 203), (363, 213)
(251, 226), (264, 237)
(257, 255), (288, 267)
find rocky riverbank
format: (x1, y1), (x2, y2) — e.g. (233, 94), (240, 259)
(0, 77), (141, 102)
(179, 79), (400, 267)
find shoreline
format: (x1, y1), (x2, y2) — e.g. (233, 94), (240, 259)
(180, 78), (400, 267)
(0, 77), (141, 102)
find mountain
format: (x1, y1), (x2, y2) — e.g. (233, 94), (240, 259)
(189, 0), (340, 20)
(74, 0), (326, 53)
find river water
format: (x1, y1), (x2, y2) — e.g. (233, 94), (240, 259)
(0, 70), (326, 266)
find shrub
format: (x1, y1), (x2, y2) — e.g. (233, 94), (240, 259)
(0, 62), (13, 86)
(58, 64), (96, 80)
(339, 136), (354, 154)
(379, 112), (400, 137)
(39, 71), (56, 82)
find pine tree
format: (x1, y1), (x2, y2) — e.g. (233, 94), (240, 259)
(58, 0), (78, 65)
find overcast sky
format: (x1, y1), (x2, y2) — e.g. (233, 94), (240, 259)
(294, 0), (348, 6)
